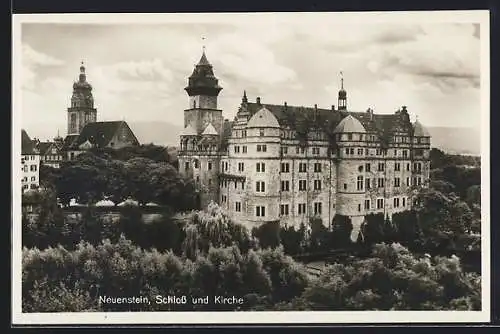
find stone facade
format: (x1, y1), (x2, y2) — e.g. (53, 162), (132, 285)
(178, 51), (431, 240)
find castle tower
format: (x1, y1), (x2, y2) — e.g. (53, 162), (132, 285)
(411, 112), (432, 192)
(67, 61), (97, 135)
(183, 48), (224, 135)
(179, 47), (224, 209)
(334, 115), (367, 241)
(338, 71), (347, 111)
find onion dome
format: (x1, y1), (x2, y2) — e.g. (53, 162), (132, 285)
(413, 119), (430, 137)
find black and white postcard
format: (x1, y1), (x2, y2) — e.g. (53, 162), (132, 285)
(12, 11), (490, 325)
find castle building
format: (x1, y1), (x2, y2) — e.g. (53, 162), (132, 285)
(60, 62), (140, 160)
(178, 50), (431, 239)
(21, 129), (40, 192)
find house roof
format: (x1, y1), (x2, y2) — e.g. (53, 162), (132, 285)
(413, 120), (430, 137)
(247, 107), (280, 128)
(202, 122), (218, 136)
(21, 129), (37, 155)
(333, 114), (366, 133)
(63, 121), (139, 150)
(61, 134), (80, 151)
(36, 141), (58, 155)
(234, 102), (414, 142)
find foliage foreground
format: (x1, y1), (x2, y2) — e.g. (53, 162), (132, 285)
(23, 239), (480, 312)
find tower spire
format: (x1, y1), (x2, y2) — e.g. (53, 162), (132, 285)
(338, 70), (347, 111)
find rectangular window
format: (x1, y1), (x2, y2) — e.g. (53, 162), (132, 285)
(313, 180), (322, 191)
(281, 180), (290, 191)
(357, 148), (363, 155)
(402, 197), (406, 207)
(406, 163), (410, 171)
(238, 162), (244, 172)
(418, 177), (422, 186)
(208, 162), (212, 170)
(208, 179), (212, 186)
(365, 178), (371, 190)
(222, 195), (227, 203)
(256, 163), (266, 173)
(406, 177), (410, 186)
(234, 146), (240, 153)
(394, 177), (400, 187)
(281, 162), (290, 173)
(357, 176), (364, 191)
(350, 148), (354, 155)
(312, 147), (320, 155)
(185, 162), (189, 170)
(298, 203), (306, 215)
(281, 147), (288, 155)
(299, 162), (307, 172)
(242, 146), (247, 153)
(358, 204), (361, 212)
(364, 199), (370, 210)
(280, 204), (290, 216)
(256, 181), (266, 192)
(403, 150), (408, 158)
(377, 198), (384, 209)
(395, 163), (400, 171)
(394, 149), (398, 156)
(394, 197), (400, 208)
(345, 148), (350, 155)
(224, 162), (228, 171)
(314, 163), (322, 173)
(299, 180), (307, 191)
(343, 183), (347, 190)
(31, 176), (36, 181)
(235, 202), (241, 212)
(366, 163), (371, 172)
(378, 163), (384, 172)
(242, 181), (245, 190)
(314, 202), (322, 215)
(256, 206), (266, 217)
(256, 144), (267, 152)
(378, 178), (385, 188)
(30, 165), (37, 172)
(234, 182), (237, 189)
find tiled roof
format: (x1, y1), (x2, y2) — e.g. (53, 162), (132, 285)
(333, 114), (366, 133)
(247, 107), (280, 128)
(36, 141), (55, 155)
(236, 102), (414, 142)
(62, 121), (139, 150)
(21, 129), (37, 155)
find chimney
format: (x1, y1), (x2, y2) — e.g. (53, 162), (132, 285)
(284, 101), (287, 107)
(331, 105), (335, 111)
(314, 104), (318, 110)
(256, 97), (261, 105)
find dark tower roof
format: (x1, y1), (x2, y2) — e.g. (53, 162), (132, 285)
(71, 61), (95, 109)
(184, 49), (223, 97)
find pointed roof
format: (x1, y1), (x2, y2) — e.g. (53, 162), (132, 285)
(63, 121), (139, 150)
(202, 122), (218, 136)
(21, 129), (37, 155)
(247, 106), (280, 128)
(180, 123), (197, 136)
(333, 114), (366, 133)
(413, 119), (430, 137)
(197, 50), (211, 66)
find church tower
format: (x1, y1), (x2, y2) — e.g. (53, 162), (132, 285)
(67, 62), (97, 135)
(179, 47), (224, 209)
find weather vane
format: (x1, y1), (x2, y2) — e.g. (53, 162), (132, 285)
(340, 71), (344, 89)
(202, 37), (206, 52)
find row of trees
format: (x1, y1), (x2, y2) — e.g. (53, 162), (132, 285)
(40, 150), (197, 210)
(22, 239), (480, 312)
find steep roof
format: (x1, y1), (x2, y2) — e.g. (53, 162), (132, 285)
(413, 120), (430, 137)
(36, 141), (56, 155)
(21, 129), (37, 155)
(247, 107), (280, 128)
(202, 122), (218, 135)
(333, 114), (366, 133)
(63, 121), (139, 150)
(180, 123), (197, 136)
(61, 134), (80, 151)
(237, 102), (413, 140)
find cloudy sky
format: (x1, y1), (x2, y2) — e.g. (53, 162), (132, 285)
(18, 14), (482, 141)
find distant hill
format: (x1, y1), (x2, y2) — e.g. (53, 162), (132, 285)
(427, 126), (480, 156)
(128, 121), (481, 156)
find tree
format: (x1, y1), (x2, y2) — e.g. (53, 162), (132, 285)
(279, 223), (306, 255)
(330, 215), (353, 249)
(252, 221), (281, 249)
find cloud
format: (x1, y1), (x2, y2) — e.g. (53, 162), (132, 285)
(22, 44), (65, 67)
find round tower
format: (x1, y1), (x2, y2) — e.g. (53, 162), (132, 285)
(334, 114), (367, 241)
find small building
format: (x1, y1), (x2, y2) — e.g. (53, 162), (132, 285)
(21, 129), (40, 192)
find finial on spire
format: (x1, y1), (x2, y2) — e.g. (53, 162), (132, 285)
(242, 90), (248, 103)
(202, 36), (206, 52)
(340, 71), (344, 90)
(80, 60), (86, 74)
